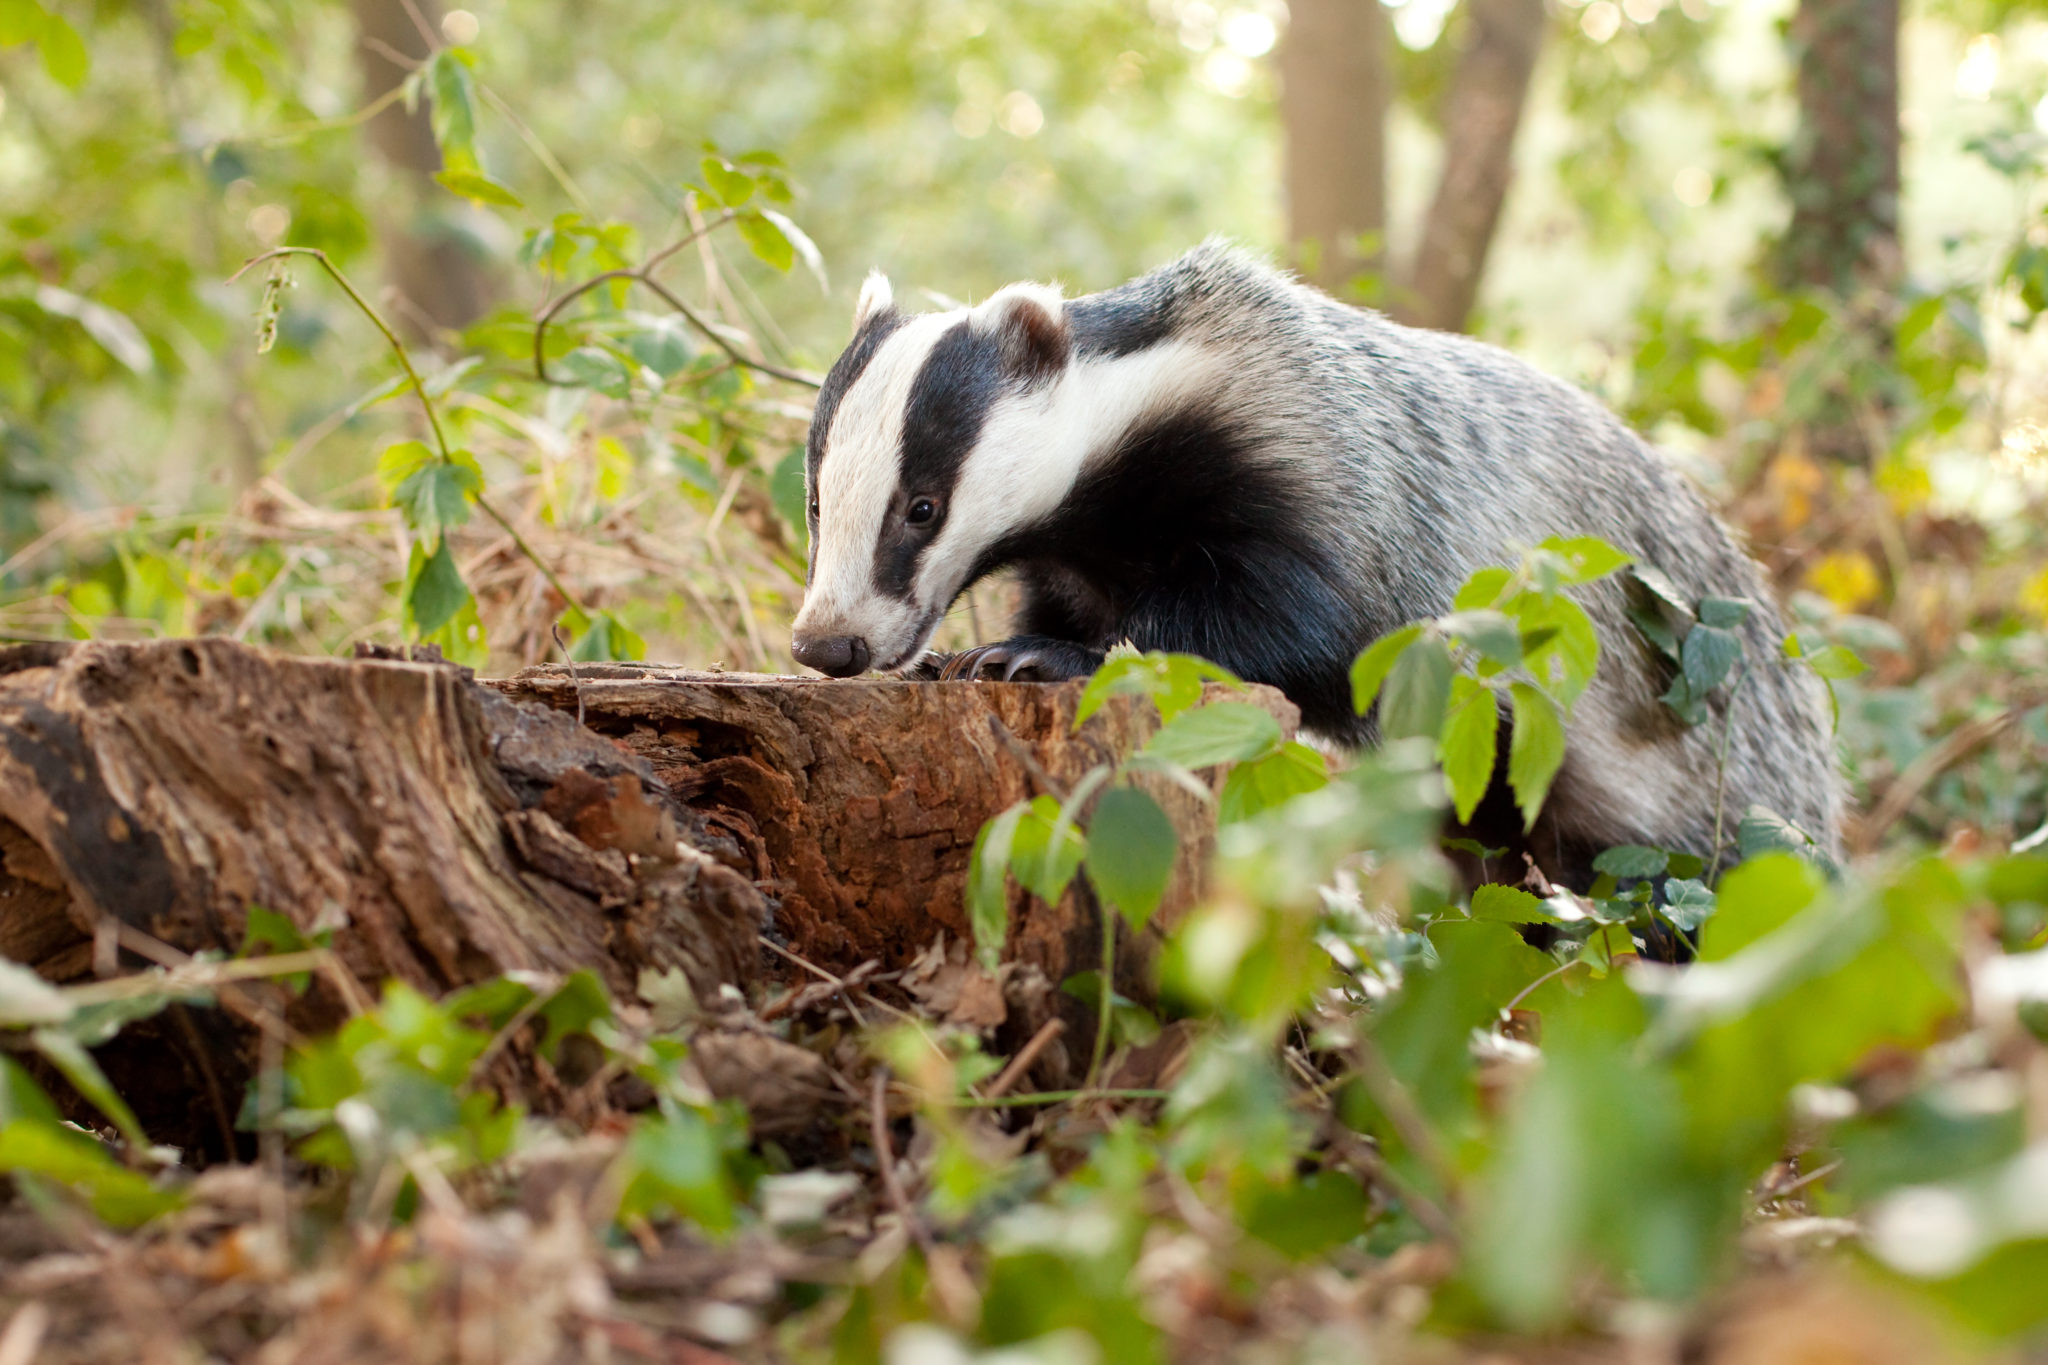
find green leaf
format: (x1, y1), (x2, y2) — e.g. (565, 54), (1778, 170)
(1453, 566), (1514, 610)
(1681, 623), (1743, 696)
(376, 439), (436, 495)
(758, 208), (828, 291)
(1349, 624), (1423, 715)
(620, 1108), (739, 1234)
(433, 168), (524, 209)
(736, 210), (795, 273)
(558, 346), (634, 398)
(403, 539), (472, 636)
(1086, 787), (1179, 930)
(1441, 676), (1500, 825)
(1470, 883), (1558, 924)
(1803, 643), (1867, 681)
(571, 610), (646, 662)
(1379, 634), (1452, 741)
(1217, 741), (1328, 824)
(967, 802), (1028, 969)
(1697, 853), (1823, 961)
(1538, 535), (1632, 585)
(770, 449), (807, 545)
(1242, 1169), (1368, 1259)
(426, 50), (479, 161)
(391, 455), (482, 551)
(1506, 683), (1566, 831)
(1736, 807), (1823, 866)
(0, 958), (72, 1029)
(1518, 597), (1601, 705)
(1660, 878), (1717, 933)
(1140, 702), (1283, 769)
(1075, 652), (1242, 726)
(36, 11), (88, 89)
(1593, 845), (1669, 879)
(699, 156), (755, 207)
(1011, 794), (1088, 905)
(0, 1120), (182, 1227)
(535, 971), (612, 1063)
(1696, 596), (1751, 629)
(1443, 609), (1523, 668)
(626, 317), (695, 379)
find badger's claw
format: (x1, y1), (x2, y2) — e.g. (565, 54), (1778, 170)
(933, 637), (1105, 683)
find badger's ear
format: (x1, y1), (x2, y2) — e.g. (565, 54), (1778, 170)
(974, 282), (1070, 386)
(853, 270), (894, 331)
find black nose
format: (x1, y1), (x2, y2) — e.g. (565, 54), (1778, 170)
(792, 634), (871, 678)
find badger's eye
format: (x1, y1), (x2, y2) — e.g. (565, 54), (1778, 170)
(906, 497), (938, 527)
(809, 498), (819, 521)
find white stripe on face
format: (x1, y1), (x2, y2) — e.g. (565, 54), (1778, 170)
(792, 311), (963, 655)
(913, 338), (1223, 607)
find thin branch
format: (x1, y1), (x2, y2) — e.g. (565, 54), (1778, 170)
(1352, 1035), (1462, 1210)
(982, 1018), (1065, 1100)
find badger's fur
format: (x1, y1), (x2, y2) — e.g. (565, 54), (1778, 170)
(791, 243), (1842, 885)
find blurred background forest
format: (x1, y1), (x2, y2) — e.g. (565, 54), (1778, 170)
(1, 0), (2046, 848)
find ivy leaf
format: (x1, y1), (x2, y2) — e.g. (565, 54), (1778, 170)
(1593, 845), (1669, 879)
(1441, 676), (1500, 825)
(1141, 702), (1283, 769)
(1660, 878), (1717, 933)
(1380, 634), (1452, 742)
(1697, 596), (1752, 630)
(433, 168), (524, 209)
(736, 210), (795, 272)
(1350, 623), (1423, 715)
(1506, 683), (1566, 831)
(1086, 787), (1179, 930)
(1681, 623), (1743, 696)
(403, 539), (472, 636)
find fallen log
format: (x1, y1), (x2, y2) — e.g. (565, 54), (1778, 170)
(0, 639), (1295, 1149)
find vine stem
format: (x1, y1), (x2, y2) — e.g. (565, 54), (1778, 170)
(229, 246), (591, 621)
(1708, 665), (1749, 888)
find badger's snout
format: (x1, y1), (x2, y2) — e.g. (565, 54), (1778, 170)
(792, 633), (871, 678)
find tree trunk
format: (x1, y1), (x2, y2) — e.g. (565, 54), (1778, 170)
(1773, 0), (1901, 466)
(351, 0), (493, 336)
(1777, 0), (1901, 296)
(1278, 0), (1391, 300)
(1400, 0), (1546, 333)
(0, 642), (1289, 1150)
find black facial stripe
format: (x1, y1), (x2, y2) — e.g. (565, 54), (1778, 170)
(805, 307), (906, 579)
(1068, 273), (1179, 358)
(870, 319), (1006, 601)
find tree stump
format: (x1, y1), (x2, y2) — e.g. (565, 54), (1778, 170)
(0, 641), (1296, 1145)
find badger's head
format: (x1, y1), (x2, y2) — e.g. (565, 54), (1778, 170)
(790, 271), (1079, 677)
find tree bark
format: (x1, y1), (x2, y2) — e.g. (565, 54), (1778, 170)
(1279, 0), (1391, 300)
(351, 0), (493, 336)
(1400, 0), (1546, 333)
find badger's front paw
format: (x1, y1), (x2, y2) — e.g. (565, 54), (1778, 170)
(937, 637), (1105, 683)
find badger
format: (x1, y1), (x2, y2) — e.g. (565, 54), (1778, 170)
(789, 243), (1842, 886)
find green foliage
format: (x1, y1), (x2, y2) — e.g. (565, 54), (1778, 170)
(1352, 537), (1628, 829)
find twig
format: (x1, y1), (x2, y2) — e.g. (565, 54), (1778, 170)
(552, 624), (585, 728)
(1327, 1126), (1460, 1247)
(529, 212), (820, 389)
(949, 1087), (1167, 1110)
(982, 1019), (1065, 1100)
(869, 1069), (935, 1258)
(756, 935), (869, 1029)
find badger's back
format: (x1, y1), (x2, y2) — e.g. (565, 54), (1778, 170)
(1070, 244), (1842, 864)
